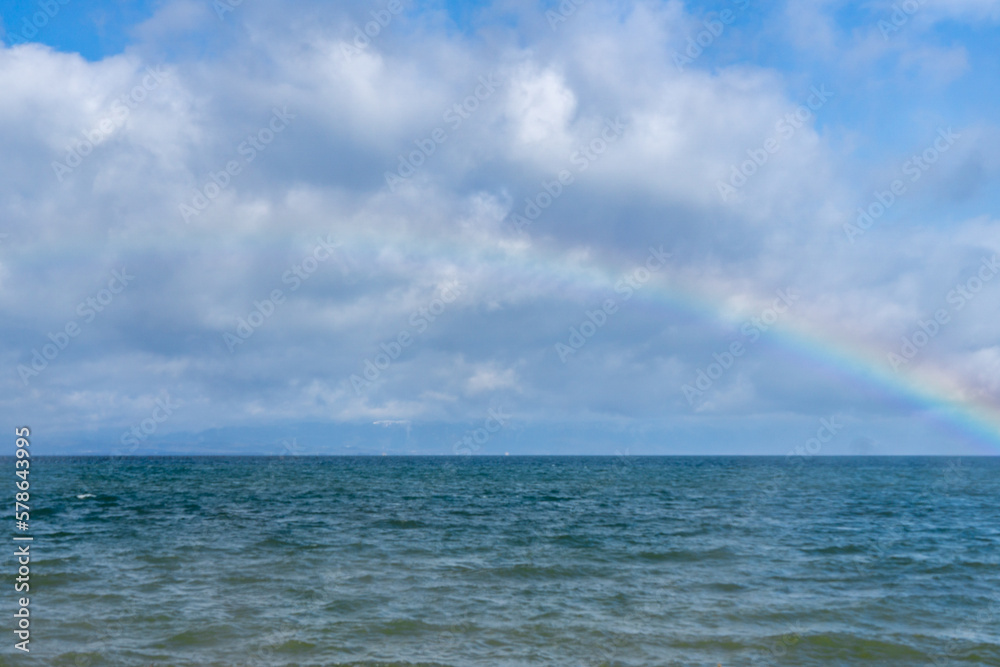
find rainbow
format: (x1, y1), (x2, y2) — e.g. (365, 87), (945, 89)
(158, 221), (1000, 451)
(337, 228), (1000, 452)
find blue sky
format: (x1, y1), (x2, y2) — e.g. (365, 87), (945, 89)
(2, 0), (1000, 455)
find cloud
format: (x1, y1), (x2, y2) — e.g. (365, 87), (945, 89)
(1, 0), (999, 454)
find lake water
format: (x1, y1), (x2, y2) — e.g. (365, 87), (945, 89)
(16, 455), (1000, 665)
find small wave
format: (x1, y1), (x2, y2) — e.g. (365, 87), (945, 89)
(471, 562), (597, 579)
(804, 543), (866, 555)
(372, 618), (443, 635)
(632, 547), (735, 562)
(375, 519), (429, 529)
(272, 638), (317, 653)
(76, 493), (96, 499)
(795, 632), (931, 660)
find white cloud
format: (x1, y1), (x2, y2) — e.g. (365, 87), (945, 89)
(1, 0), (998, 453)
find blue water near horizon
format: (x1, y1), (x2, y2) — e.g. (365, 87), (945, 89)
(8, 455), (1000, 665)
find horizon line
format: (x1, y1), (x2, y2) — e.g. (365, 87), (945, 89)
(15, 453), (999, 458)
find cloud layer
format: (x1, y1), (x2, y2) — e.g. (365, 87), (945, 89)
(2, 0), (1000, 455)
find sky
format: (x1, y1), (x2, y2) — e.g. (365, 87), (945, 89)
(2, 0), (1000, 456)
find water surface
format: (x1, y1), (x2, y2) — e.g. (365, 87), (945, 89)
(15, 456), (1000, 665)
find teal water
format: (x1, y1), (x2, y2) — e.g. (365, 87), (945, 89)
(10, 456), (1000, 665)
